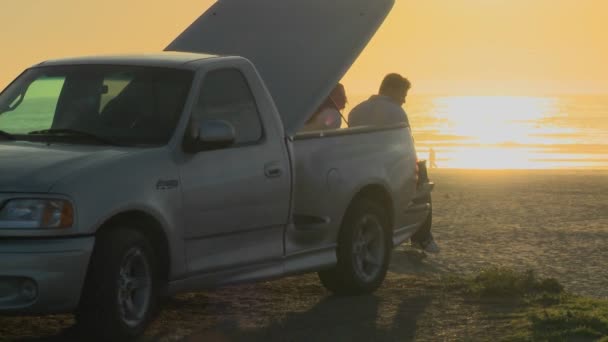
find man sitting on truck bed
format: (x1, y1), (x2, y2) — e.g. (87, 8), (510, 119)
(348, 73), (439, 254)
(348, 73), (411, 127)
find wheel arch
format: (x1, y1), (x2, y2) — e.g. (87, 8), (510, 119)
(95, 210), (171, 283)
(344, 183), (395, 231)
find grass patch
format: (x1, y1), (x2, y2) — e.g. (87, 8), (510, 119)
(469, 267), (563, 298)
(446, 267), (563, 300)
(444, 267), (608, 341)
(528, 296), (608, 341)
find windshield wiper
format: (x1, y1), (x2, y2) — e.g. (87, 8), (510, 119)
(0, 130), (16, 140)
(28, 129), (120, 146)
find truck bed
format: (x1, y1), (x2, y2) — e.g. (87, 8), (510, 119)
(286, 124), (427, 258)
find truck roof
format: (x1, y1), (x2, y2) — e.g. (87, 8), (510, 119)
(37, 51), (218, 69)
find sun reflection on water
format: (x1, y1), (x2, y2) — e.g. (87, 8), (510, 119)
(408, 95), (608, 169)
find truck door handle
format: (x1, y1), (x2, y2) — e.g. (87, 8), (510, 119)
(264, 163), (283, 178)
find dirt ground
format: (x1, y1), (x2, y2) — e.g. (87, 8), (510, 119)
(3, 273), (524, 342)
(2, 169), (607, 341)
(425, 169), (608, 299)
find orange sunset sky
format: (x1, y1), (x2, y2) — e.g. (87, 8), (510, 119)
(1, 0), (607, 95)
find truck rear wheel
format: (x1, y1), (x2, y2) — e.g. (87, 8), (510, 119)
(318, 199), (391, 295)
(76, 227), (159, 341)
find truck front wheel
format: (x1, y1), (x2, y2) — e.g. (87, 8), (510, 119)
(76, 227), (159, 341)
(318, 199), (391, 295)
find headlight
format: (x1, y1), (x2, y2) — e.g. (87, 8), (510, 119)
(0, 199), (74, 229)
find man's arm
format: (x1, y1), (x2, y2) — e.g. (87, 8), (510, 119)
(401, 109), (410, 127)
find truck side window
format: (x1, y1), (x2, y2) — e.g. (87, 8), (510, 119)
(195, 69), (263, 144)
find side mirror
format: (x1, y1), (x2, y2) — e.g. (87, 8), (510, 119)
(184, 119), (236, 152)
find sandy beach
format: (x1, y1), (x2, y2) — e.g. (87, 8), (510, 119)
(420, 169), (608, 298)
(400, 170), (608, 298)
(2, 169), (607, 341)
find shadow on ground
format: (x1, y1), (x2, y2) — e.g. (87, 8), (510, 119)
(390, 248), (449, 275)
(6, 251), (516, 341)
(181, 294), (433, 342)
(12, 293), (434, 342)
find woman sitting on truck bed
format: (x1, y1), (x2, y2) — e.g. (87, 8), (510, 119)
(302, 83), (347, 131)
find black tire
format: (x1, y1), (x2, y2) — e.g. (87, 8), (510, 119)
(318, 199), (392, 295)
(76, 227), (159, 341)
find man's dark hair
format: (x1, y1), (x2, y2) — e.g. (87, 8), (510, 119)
(379, 73), (411, 94)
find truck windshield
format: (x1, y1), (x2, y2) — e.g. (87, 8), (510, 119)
(0, 65), (193, 146)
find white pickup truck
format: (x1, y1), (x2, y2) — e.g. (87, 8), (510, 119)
(0, 0), (433, 339)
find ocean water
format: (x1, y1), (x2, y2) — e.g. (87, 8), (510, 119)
(343, 95), (608, 170)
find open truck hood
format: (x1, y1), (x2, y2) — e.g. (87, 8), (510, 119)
(166, 0), (394, 135)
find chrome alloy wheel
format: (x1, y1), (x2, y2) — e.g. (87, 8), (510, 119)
(351, 214), (386, 283)
(117, 247), (152, 328)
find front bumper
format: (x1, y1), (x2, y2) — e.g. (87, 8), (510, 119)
(0, 236), (94, 314)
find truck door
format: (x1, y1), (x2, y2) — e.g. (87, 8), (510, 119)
(179, 67), (290, 274)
